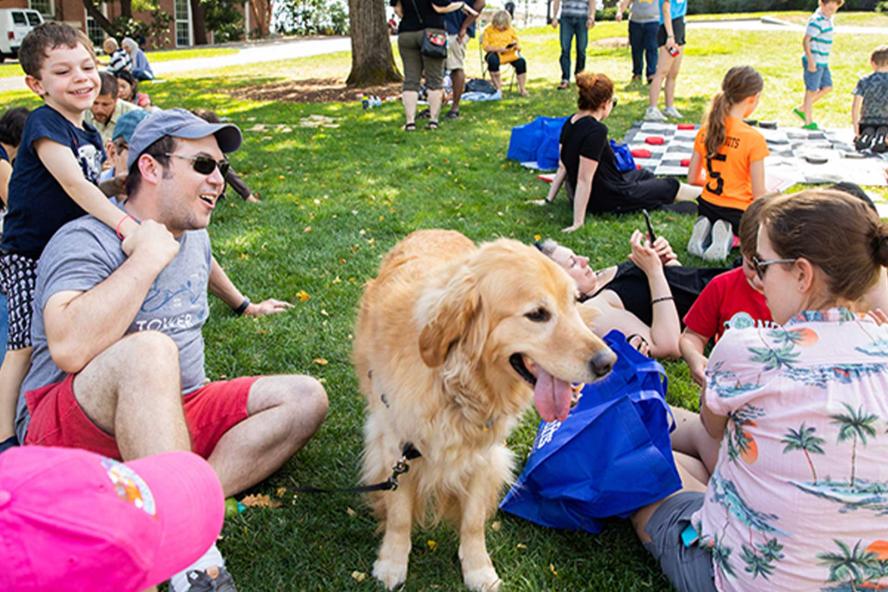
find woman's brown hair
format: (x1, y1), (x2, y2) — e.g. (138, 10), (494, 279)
(760, 189), (888, 301)
(704, 66), (763, 158)
(576, 72), (614, 112)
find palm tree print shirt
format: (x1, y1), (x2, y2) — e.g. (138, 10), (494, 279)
(691, 307), (888, 592)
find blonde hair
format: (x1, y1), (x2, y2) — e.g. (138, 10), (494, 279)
(492, 10), (512, 29)
(102, 37), (118, 53)
(704, 66), (763, 158)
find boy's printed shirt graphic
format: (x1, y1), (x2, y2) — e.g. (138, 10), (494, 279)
(691, 308), (888, 592)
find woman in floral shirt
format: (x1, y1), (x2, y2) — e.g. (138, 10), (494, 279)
(633, 189), (888, 592)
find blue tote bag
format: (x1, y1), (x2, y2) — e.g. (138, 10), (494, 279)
(507, 116), (568, 165)
(499, 330), (681, 533)
(610, 139), (637, 173)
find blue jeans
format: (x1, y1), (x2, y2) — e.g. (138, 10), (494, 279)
(629, 20), (659, 79)
(559, 15), (588, 82)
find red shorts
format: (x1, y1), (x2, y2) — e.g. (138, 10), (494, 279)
(24, 374), (259, 459)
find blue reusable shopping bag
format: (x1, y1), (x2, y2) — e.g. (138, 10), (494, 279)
(610, 139), (637, 173)
(506, 116), (568, 166)
(499, 330), (681, 533)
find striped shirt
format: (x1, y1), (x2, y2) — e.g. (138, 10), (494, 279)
(559, 0), (593, 19)
(805, 8), (834, 65)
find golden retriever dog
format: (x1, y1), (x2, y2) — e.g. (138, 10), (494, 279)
(353, 230), (616, 591)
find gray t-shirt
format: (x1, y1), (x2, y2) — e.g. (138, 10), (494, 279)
(15, 215), (211, 442)
(853, 71), (888, 125)
(629, 0), (659, 23)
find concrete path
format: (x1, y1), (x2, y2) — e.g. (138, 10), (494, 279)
(0, 35), (351, 92)
(687, 16), (885, 35)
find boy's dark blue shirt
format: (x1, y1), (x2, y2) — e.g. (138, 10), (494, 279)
(1, 105), (105, 259)
(443, 10), (477, 37)
(0, 143), (8, 163)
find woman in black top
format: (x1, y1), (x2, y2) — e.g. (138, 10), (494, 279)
(538, 236), (726, 359)
(392, 0), (477, 131)
(538, 72), (699, 232)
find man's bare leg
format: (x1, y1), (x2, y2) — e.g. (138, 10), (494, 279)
(73, 331), (189, 459)
(208, 375), (328, 496)
(631, 452), (708, 543)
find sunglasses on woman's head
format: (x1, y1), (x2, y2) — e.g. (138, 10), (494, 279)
(751, 255), (796, 280)
(164, 153), (230, 177)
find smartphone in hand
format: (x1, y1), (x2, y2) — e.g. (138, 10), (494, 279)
(642, 209), (657, 243)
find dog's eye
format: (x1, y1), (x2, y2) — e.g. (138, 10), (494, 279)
(525, 307), (551, 322)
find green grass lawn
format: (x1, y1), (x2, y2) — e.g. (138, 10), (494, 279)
(0, 46), (238, 78)
(2, 16), (887, 592)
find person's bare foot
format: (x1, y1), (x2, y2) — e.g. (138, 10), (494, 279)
(245, 193), (261, 203)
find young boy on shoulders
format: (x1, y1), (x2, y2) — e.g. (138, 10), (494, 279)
(794, 0), (844, 130)
(852, 45), (888, 152)
(680, 197), (772, 387)
(0, 22), (138, 450)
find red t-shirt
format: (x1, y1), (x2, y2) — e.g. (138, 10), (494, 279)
(683, 267), (771, 342)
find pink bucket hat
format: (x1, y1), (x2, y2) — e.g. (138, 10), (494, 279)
(0, 446), (224, 592)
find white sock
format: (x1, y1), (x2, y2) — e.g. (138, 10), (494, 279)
(169, 543), (225, 592)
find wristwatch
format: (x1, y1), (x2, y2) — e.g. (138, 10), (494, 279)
(234, 297), (251, 316)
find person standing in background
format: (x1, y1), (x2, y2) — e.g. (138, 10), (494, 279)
(551, 0), (596, 90)
(616, 0), (660, 84)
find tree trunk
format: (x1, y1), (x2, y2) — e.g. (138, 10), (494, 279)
(190, 0), (208, 45)
(346, 0), (402, 86)
(249, 0), (271, 37)
(119, 0), (132, 19)
(81, 0), (115, 34)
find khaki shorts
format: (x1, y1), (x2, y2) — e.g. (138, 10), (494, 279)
(446, 34), (468, 71)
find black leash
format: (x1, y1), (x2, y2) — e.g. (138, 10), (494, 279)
(288, 442), (422, 494)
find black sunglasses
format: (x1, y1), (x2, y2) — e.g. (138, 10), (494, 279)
(751, 255), (796, 280)
(165, 153), (230, 177)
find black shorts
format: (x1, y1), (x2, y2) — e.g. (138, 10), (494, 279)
(657, 17), (686, 47)
(0, 253), (38, 350)
(697, 198), (744, 235)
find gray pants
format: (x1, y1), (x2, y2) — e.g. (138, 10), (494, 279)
(398, 30), (444, 92)
(643, 492), (717, 592)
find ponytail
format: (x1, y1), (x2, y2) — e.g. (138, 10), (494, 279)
(703, 66), (764, 159)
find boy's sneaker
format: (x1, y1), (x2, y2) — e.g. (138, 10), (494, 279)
(663, 106), (683, 119)
(687, 217), (711, 258)
(855, 126), (876, 151)
(802, 122), (819, 131)
(702, 220), (734, 262)
(873, 126), (888, 154)
(182, 567), (237, 592)
(644, 106), (667, 122)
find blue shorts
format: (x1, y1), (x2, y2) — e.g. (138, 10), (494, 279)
(802, 56), (832, 92)
(642, 492), (716, 592)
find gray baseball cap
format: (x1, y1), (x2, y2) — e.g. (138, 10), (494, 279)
(126, 108), (242, 170)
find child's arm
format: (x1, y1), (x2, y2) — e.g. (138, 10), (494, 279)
(750, 158), (766, 199)
(0, 159), (12, 206)
(680, 328), (709, 387)
(851, 94), (863, 136)
(551, 0), (560, 26)
(615, 0), (630, 21)
(700, 388), (728, 439)
(661, 1), (676, 53)
(802, 34), (817, 72)
(686, 151), (706, 187)
(36, 139), (139, 239)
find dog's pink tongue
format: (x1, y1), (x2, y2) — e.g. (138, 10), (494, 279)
(533, 367), (572, 422)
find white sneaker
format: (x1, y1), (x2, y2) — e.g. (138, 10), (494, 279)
(703, 220), (734, 262)
(663, 106), (683, 119)
(687, 217), (711, 258)
(644, 106), (667, 122)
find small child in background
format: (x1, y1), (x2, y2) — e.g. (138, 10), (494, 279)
(192, 109), (260, 203)
(0, 107), (29, 207)
(115, 69), (152, 109)
(481, 10), (528, 96)
(686, 65), (768, 262)
(97, 108), (149, 200)
(852, 45), (888, 152)
(680, 197), (772, 387)
(0, 23), (138, 450)
(102, 37), (131, 75)
(794, 0), (844, 130)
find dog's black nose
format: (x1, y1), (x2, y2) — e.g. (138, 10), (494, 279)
(590, 349), (616, 377)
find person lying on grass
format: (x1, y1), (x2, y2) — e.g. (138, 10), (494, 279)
(538, 232), (727, 359)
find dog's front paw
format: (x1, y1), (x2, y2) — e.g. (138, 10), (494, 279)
(373, 559), (408, 590)
(463, 566), (502, 592)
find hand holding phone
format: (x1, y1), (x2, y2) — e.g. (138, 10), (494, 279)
(642, 209), (657, 244)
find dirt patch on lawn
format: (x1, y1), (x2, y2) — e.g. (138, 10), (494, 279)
(230, 77), (402, 104)
(594, 37), (629, 48)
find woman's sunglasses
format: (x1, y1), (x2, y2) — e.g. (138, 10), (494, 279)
(165, 153), (230, 177)
(751, 256), (796, 280)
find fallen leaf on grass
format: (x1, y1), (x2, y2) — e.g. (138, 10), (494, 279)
(490, 521), (501, 532)
(533, 234), (542, 241)
(346, 506), (357, 517)
(516, 543), (527, 550)
(313, 357), (329, 366)
(240, 494), (281, 509)
(427, 539), (438, 551)
(351, 571), (367, 582)
(549, 563), (558, 577)
(296, 290), (311, 302)
(275, 486), (287, 497)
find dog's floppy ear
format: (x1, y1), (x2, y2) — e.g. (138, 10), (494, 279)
(419, 267), (480, 367)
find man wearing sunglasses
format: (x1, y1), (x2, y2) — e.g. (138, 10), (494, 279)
(14, 109), (329, 592)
